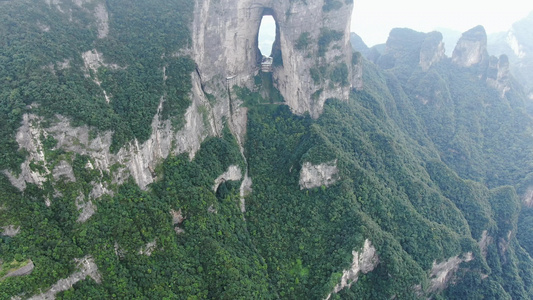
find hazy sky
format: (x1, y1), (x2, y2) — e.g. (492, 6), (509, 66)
(351, 1), (533, 46)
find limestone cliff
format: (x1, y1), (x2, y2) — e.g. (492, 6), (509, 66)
(488, 11), (533, 98)
(486, 54), (511, 98)
(192, 0), (360, 118)
(325, 240), (379, 300)
(373, 28), (445, 72)
(452, 25), (488, 67)
(427, 252), (473, 293)
(26, 256), (101, 300)
(452, 26), (512, 98)
(419, 32), (446, 71)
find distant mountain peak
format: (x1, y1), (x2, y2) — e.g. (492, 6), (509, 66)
(452, 25), (488, 67)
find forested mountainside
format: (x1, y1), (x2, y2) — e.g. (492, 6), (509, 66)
(488, 11), (533, 100)
(2, 1), (533, 299)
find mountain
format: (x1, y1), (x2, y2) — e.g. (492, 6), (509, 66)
(488, 11), (533, 98)
(434, 27), (462, 56)
(2, 1), (533, 299)
(350, 33), (387, 66)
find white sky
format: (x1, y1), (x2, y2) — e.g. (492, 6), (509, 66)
(351, 1), (533, 46)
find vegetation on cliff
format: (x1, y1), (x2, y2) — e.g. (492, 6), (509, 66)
(2, 1), (533, 299)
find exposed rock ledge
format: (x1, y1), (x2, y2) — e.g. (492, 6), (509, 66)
(452, 25), (488, 68)
(239, 171), (252, 213)
(75, 193), (97, 223)
(522, 186), (533, 207)
(192, 0), (359, 119)
(5, 85), (213, 191)
(299, 160), (339, 190)
(1, 260), (34, 280)
(427, 252), (473, 293)
(27, 256), (101, 300)
(325, 239), (379, 300)
(212, 165), (242, 191)
(478, 230), (493, 258)
(138, 240), (157, 257)
(1, 225), (21, 237)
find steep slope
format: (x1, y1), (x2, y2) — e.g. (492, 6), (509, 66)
(354, 25), (533, 298)
(2, 1), (533, 300)
(488, 11), (533, 99)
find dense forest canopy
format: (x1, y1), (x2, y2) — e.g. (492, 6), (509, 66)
(2, 0), (533, 299)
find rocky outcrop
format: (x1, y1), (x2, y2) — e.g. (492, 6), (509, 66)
(498, 230), (513, 258)
(374, 28), (444, 72)
(213, 165), (242, 191)
(192, 0), (360, 119)
(420, 32), (445, 71)
(138, 240), (157, 257)
(488, 12), (533, 98)
(523, 187), (533, 207)
(7, 78), (215, 190)
(1, 260), (34, 280)
(427, 252), (473, 293)
(325, 239), (379, 300)
(4, 114), (50, 191)
(52, 160), (76, 183)
(452, 26), (488, 67)
(239, 171), (252, 213)
(6, 0), (356, 196)
(93, 3), (109, 39)
(27, 256), (101, 300)
(299, 160), (339, 190)
(171, 209), (185, 235)
(478, 230), (493, 258)
(486, 55), (511, 98)
(82, 49), (122, 103)
(75, 193), (96, 223)
(1, 225), (21, 237)
(452, 26), (511, 97)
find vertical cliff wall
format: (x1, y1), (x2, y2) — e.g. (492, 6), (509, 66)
(192, 0), (360, 118)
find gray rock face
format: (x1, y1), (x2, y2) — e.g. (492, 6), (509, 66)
(373, 28), (444, 72)
(138, 240), (157, 257)
(52, 160), (76, 183)
(486, 55), (511, 98)
(427, 252), (473, 293)
(27, 256), (101, 300)
(478, 230), (493, 258)
(1, 260), (34, 280)
(452, 25), (488, 67)
(523, 187), (533, 207)
(7, 86), (213, 190)
(4, 114), (50, 191)
(299, 160), (339, 190)
(420, 32), (445, 71)
(488, 11), (533, 97)
(75, 193), (97, 223)
(212, 165), (242, 191)
(239, 171), (252, 213)
(1, 225), (21, 237)
(325, 240), (379, 300)
(192, 0), (360, 118)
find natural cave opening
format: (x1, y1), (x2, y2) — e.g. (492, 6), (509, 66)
(258, 15), (276, 57)
(256, 9), (282, 72)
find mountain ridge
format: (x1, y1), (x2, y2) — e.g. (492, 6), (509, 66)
(2, 1), (533, 299)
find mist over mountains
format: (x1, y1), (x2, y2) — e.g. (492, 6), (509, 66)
(352, 11), (533, 97)
(2, 1), (533, 299)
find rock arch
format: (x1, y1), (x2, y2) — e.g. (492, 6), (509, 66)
(192, 0), (361, 118)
